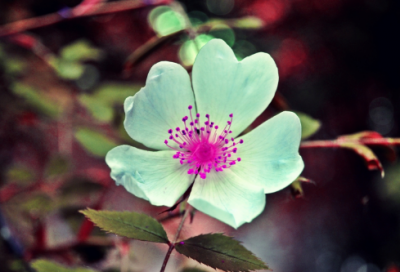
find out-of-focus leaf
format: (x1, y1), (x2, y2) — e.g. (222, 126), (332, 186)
(31, 259), (98, 272)
(232, 16), (264, 29)
(295, 112), (321, 139)
(20, 193), (54, 215)
(44, 155), (70, 178)
(6, 166), (35, 185)
(74, 127), (118, 157)
(381, 164), (400, 205)
(50, 58), (85, 80)
(11, 83), (61, 117)
(179, 34), (214, 66)
(78, 83), (140, 123)
(78, 95), (113, 122)
(175, 233), (268, 272)
(59, 178), (103, 208)
(94, 83), (140, 104)
(340, 142), (384, 177)
(80, 209), (169, 244)
(61, 40), (103, 62)
(148, 6), (186, 36)
(208, 23), (235, 46)
(3, 57), (26, 75)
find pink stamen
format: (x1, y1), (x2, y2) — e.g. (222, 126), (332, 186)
(164, 106), (242, 179)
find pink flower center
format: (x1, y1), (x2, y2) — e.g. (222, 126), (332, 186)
(164, 105), (243, 179)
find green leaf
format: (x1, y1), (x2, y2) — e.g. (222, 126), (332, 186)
(80, 209), (169, 244)
(61, 40), (103, 62)
(31, 259), (98, 272)
(78, 95), (113, 122)
(78, 83), (140, 123)
(74, 127), (118, 157)
(44, 155), (70, 178)
(295, 112), (321, 139)
(340, 142), (384, 177)
(11, 83), (61, 117)
(148, 6), (186, 36)
(51, 58), (85, 80)
(232, 16), (264, 29)
(175, 233), (268, 272)
(6, 165), (35, 185)
(20, 193), (55, 215)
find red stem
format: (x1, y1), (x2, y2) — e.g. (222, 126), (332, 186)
(0, 0), (172, 37)
(159, 205), (192, 272)
(300, 138), (400, 149)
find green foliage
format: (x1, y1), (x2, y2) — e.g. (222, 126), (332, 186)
(44, 155), (70, 178)
(80, 209), (169, 244)
(74, 127), (118, 157)
(11, 83), (61, 117)
(232, 17), (264, 29)
(50, 58), (85, 80)
(295, 112), (321, 139)
(31, 259), (98, 272)
(148, 6), (186, 36)
(20, 193), (55, 215)
(78, 83), (140, 122)
(6, 165), (35, 185)
(179, 34), (214, 66)
(60, 40), (103, 62)
(175, 233), (268, 272)
(50, 40), (103, 80)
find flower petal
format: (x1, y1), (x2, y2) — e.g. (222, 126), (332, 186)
(192, 39), (278, 138)
(124, 62), (195, 150)
(188, 170), (266, 229)
(233, 111), (304, 194)
(106, 145), (193, 207)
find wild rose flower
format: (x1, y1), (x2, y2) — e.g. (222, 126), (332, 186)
(106, 39), (304, 228)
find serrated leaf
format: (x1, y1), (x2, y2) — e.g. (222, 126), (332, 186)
(340, 142), (384, 177)
(74, 127), (118, 157)
(31, 259), (97, 272)
(295, 112), (321, 139)
(61, 40), (103, 62)
(11, 83), (61, 117)
(175, 233), (268, 272)
(80, 209), (169, 244)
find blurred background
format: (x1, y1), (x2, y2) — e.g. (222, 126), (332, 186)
(0, 0), (400, 271)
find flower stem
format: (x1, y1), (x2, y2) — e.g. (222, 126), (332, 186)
(159, 205), (192, 272)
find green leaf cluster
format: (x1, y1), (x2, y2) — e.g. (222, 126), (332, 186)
(78, 83), (140, 122)
(74, 127), (118, 157)
(176, 233), (268, 272)
(50, 40), (103, 80)
(81, 209), (268, 271)
(11, 83), (61, 118)
(31, 259), (98, 272)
